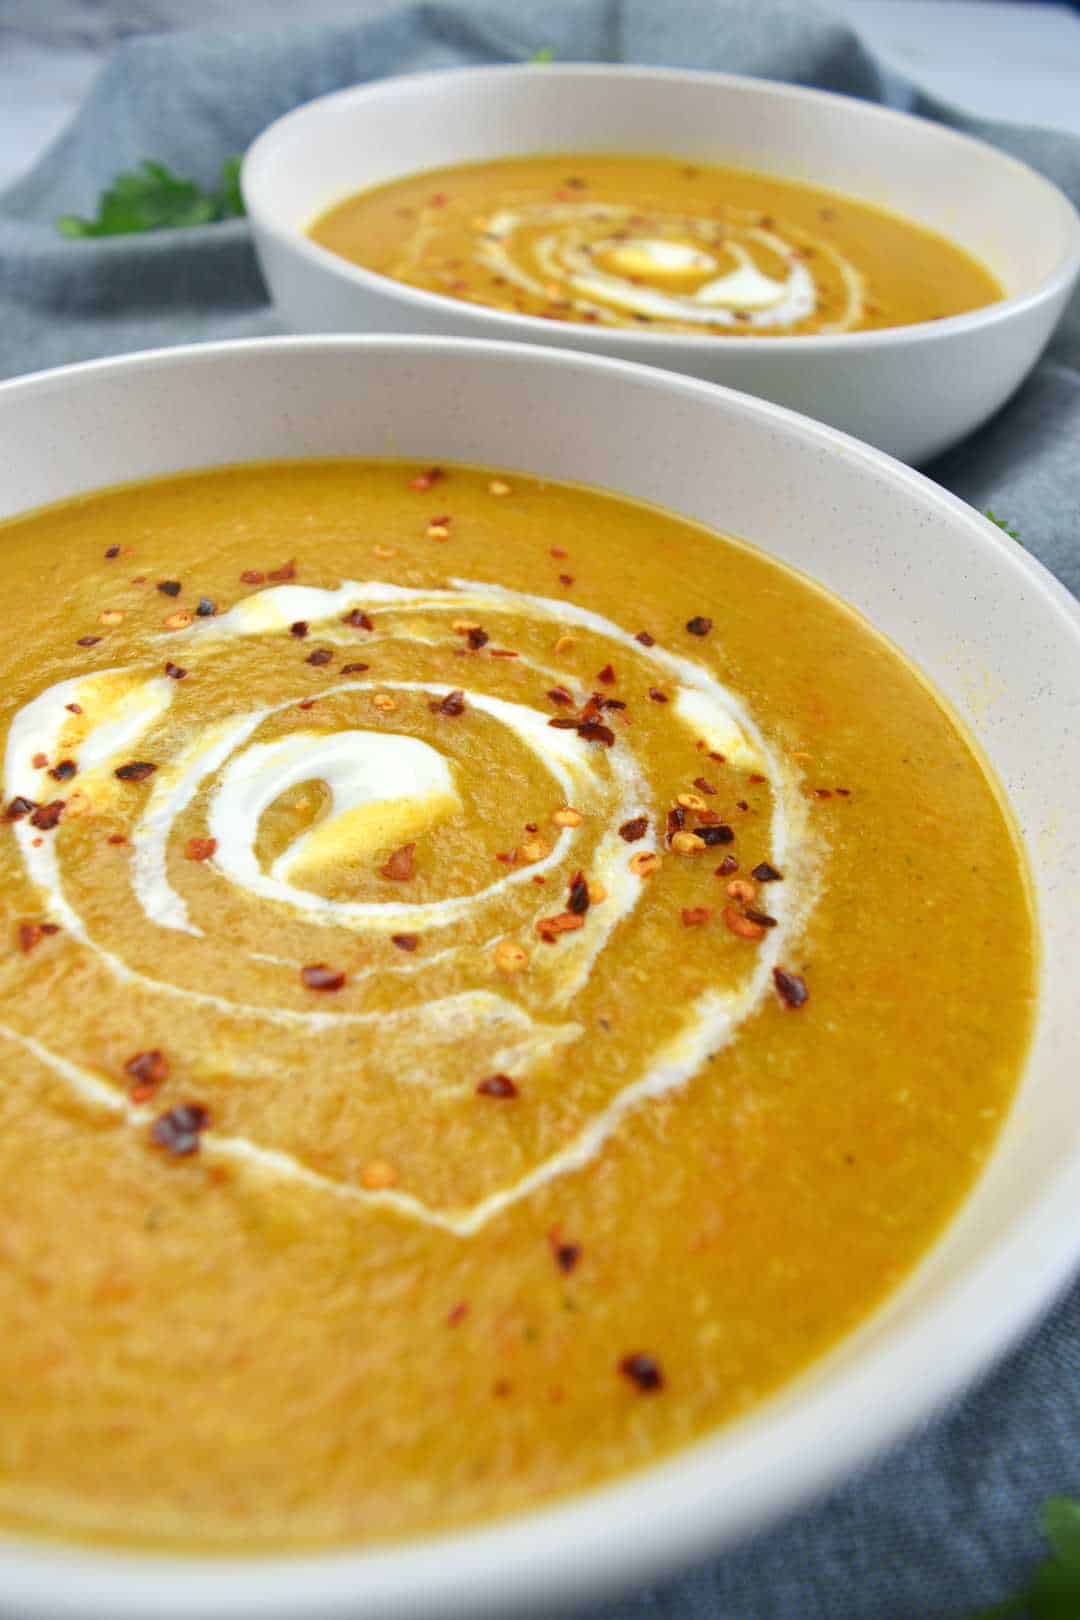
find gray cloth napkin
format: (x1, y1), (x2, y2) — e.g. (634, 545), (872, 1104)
(1, 4), (1078, 1615)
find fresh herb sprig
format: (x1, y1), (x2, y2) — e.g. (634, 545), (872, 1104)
(58, 156), (244, 239)
(986, 510), (1022, 543)
(528, 46), (555, 62)
(969, 1498), (1080, 1619)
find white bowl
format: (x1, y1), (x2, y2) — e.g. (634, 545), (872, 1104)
(1, 336), (1079, 1619)
(242, 65), (1080, 465)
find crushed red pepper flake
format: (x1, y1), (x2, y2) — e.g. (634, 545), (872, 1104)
(4, 796), (37, 822)
(76, 635), (101, 648)
(157, 580), (182, 597)
(196, 598), (216, 617)
(752, 862), (783, 883)
(567, 872), (591, 915)
(185, 837), (217, 862)
(489, 647), (519, 659)
(619, 1353), (664, 1393)
(29, 801), (65, 830)
(550, 547), (568, 559)
(32, 753), (47, 770)
(306, 648), (333, 667)
(554, 1242), (581, 1275)
(548, 716), (580, 731)
(107, 834), (127, 846)
(300, 963), (347, 992)
(597, 664), (616, 685)
(697, 823), (734, 846)
(447, 1301), (470, 1326)
(836, 787), (852, 797)
(681, 906), (712, 927)
(49, 760), (77, 782)
(547, 686), (574, 707)
(150, 1103), (209, 1157)
(558, 573), (575, 587)
(466, 627), (489, 650)
(749, 773), (767, 785)
(716, 854), (739, 876)
(745, 907), (778, 929)
(341, 662), (370, 675)
(667, 807), (686, 840)
(17, 921), (59, 953)
(619, 816), (648, 843)
(342, 609), (374, 630)
(430, 689), (466, 717)
(104, 545), (120, 559)
(774, 968), (809, 1008)
(649, 688), (669, 704)
(635, 631), (655, 647)
(536, 911), (585, 943)
(267, 559), (296, 582)
(289, 620), (309, 639)
(65, 703), (82, 715)
(115, 761), (156, 782)
(380, 843), (416, 882)
(577, 720), (615, 747)
(391, 933), (419, 952)
(410, 467), (444, 491)
(125, 1049), (169, 1093)
(477, 1073), (519, 1099)
(240, 569), (265, 585)
(686, 616), (712, 637)
(814, 788), (833, 800)
(693, 777), (717, 795)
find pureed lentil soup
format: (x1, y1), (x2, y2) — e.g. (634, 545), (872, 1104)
(0, 459), (1031, 1552)
(308, 154), (1003, 336)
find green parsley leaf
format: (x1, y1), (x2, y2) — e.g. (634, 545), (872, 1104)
(528, 46), (555, 62)
(968, 1497), (1080, 1619)
(57, 156), (245, 239)
(986, 510), (1022, 543)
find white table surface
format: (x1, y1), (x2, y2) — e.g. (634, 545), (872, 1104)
(1, 0), (1078, 193)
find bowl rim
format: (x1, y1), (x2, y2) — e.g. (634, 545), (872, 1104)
(241, 61), (1080, 356)
(1, 334), (1079, 1619)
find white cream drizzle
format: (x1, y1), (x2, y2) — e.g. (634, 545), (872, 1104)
(2, 572), (819, 1230)
(470, 202), (863, 333)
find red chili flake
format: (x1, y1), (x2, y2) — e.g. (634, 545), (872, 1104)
(745, 907), (777, 929)
(489, 648), (519, 659)
(697, 808), (721, 826)
(341, 662), (369, 675)
(579, 694), (604, 723)
(554, 1242), (581, 1275)
(619, 1353), (664, 1393)
(267, 559), (296, 583)
(567, 872), (591, 915)
(150, 1103), (209, 1157)
(686, 616), (712, 637)
(550, 547), (568, 559)
(478, 1073), (519, 1099)
(467, 627), (490, 650)
(773, 968), (809, 1009)
(709, 752), (726, 764)
(649, 688), (669, 704)
(428, 513), (451, 529)
(306, 648), (333, 666)
(547, 687), (574, 707)
(164, 662), (187, 680)
(65, 703), (82, 715)
(108, 834), (127, 846)
(430, 689), (466, 717)
(597, 664), (616, 685)
(17, 921), (59, 953)
(31, 753), (47, 770)
(752, 862), (782, 883)
(750, 773), (768, 786)
(125, 1050), (169, 1094)
(836, 788), (852, 798)
(342, 609), (374, 630)
(429, 193), (447, 207)
(380, 843), (416, 882)
(4, 796), (37, 822)
(157, 580), (182, 597)
(240, 569), (266, 585)
(76, 635), (101, 648)
(300, 963), (346, 992)
(635, 631), (655, 647)
(492, 1378), (513, 1397)
(558, 574), (575, 587)
(49, 760), (77, 782)
(536, 912), (585, 943)
(548, 716), (580, 731)
(104, 545), (120, 559)
(289, 620), (309, 639)
(391, 933), (419, 952)
(115, 762), (156, 782)
(717, 854), (739, 876)
(410, 467), (444, 491)
(619, 816), (648, 843)
(693, 777), (716, 795)
(29, 801), (65, 830)
(297, 699), (316, 711)
(814, 788), (833, 800)
(736, 800), (749, 812)
(697, 824), (734, 846)
(577, 721), (615, 746)
(196, 598), (216, 617)
(681, 906), (712, 927)
(185, 837), (217, 862)
(447, 1301), (470, 1326)
(667, 807), (686, 840)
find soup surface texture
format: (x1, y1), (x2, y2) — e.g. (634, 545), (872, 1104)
(0, 460), (1031, 1552)
(308, 154), (1002, 336)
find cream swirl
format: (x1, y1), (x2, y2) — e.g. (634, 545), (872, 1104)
(2, 577), (820, 1232)
(472, 202), (864, 332)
